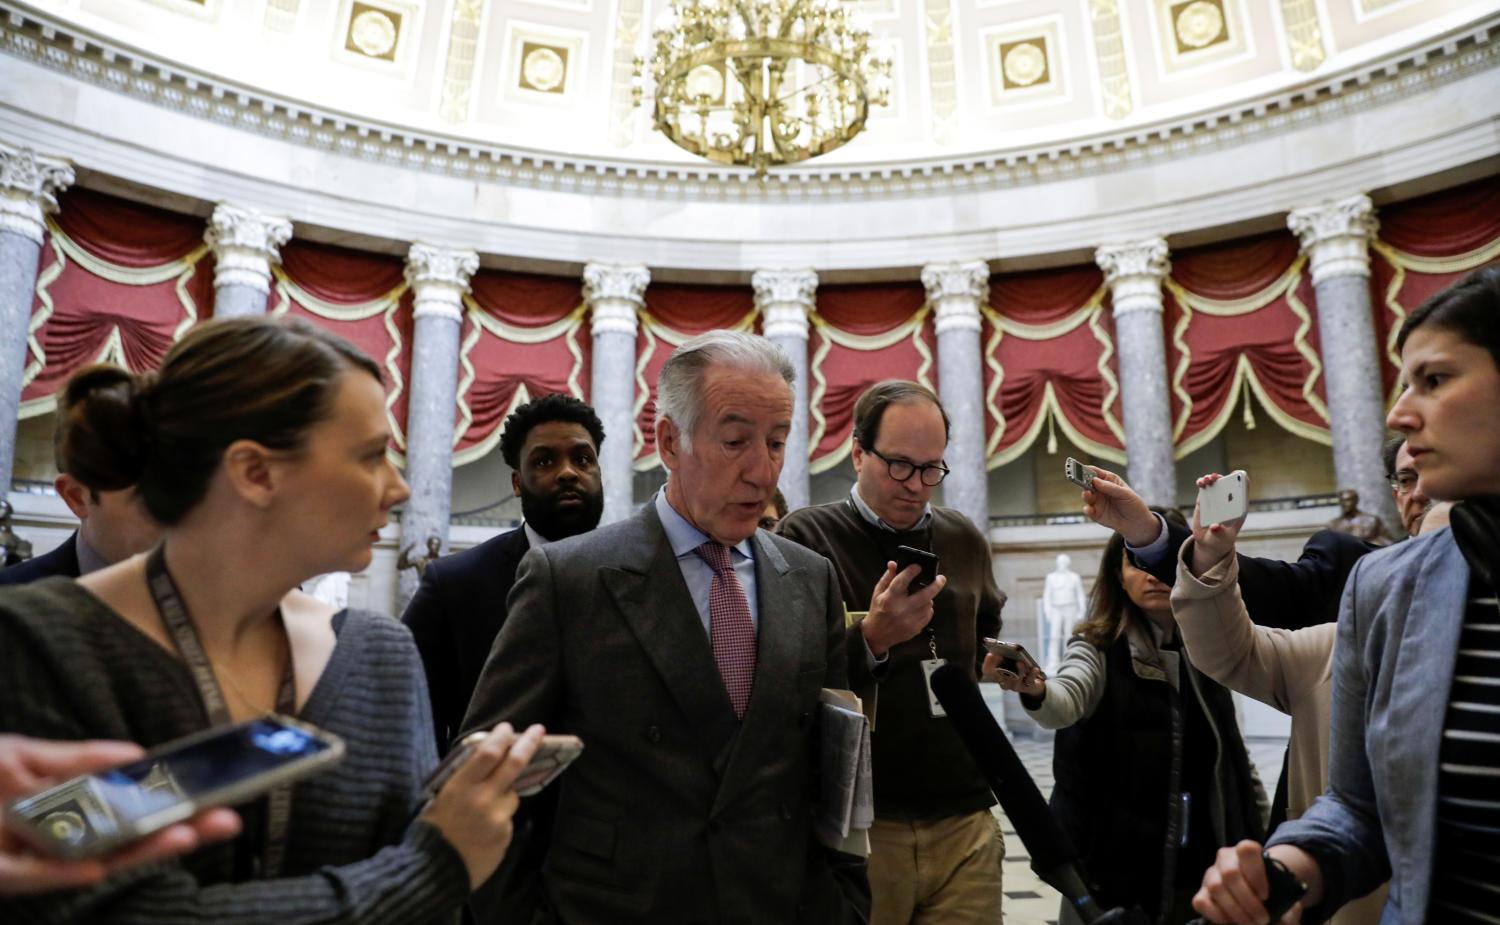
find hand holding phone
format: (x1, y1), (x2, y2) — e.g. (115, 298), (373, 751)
(424, 731), (583, 800)
(892, 545), (939, 594)
(1063, 457), (1095, 491)
(3, 717), (341, 860)
(1197, 470), (1248, 527)
(982, 639), (1047, 696)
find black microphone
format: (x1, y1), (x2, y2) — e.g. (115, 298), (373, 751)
(930, 662), (1148, 925)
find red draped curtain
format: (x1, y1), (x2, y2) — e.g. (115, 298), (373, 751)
(810, 283), (933, 472)
(267, 240), (413, 456)
(1370, 176), (1500, 400)
(1164, 232), (1328, 455)
(632, 284), (757, 466)
(984, 265), (1122, 466)
(22, 188), (214, 416)
(458, 271), (587, 463)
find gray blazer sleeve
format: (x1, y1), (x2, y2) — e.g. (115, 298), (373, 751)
(1266, 554), (1393, 913)
(460, 545), (564, 738)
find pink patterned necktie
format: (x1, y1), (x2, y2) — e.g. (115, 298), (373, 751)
(694, 541), (757, 718)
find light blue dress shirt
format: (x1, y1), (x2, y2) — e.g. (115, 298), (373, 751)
(654, 490), (760, 636)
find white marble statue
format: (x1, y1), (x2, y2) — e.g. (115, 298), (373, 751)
(1039, 553), (1086, 673)
(302, 571), (352, 611)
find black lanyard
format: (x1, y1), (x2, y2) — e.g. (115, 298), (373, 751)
(145, 544), (296, 878)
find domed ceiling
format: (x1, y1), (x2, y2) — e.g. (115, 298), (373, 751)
(25, 0), (1498, 166)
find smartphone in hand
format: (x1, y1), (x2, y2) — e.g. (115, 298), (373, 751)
(1064, 457), (1094, 491)
(1198, 470), (1249, 526)
(982, 639), (1045, 679)
(892, 545), (939, 593)
(4, 715), (343, 859)
(423, 732), (584, 800)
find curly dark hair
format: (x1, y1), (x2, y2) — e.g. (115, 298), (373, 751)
(499, 392), (606, 469)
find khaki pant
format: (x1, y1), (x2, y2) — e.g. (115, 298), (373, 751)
(868, 810), (1006, 925)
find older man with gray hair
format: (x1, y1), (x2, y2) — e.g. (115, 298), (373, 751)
(461, 330), (871, 924)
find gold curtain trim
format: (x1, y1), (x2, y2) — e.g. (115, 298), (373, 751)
(807, 306), (932, 473)
(1089, 307), (1127, 446)
(20, 237), (65, 404)
(452, 383), (535, 467)
(980, 307), (1006, 463)
(987, 381), (1127, 468)
(1370, 237), (1500, 406)
(269, 267), (407, 321)
(45, 218), (210, 287)
(1282, 266), (1330, 424)
(1173, 355), (1332, 458)
(989, 285), (1106, 339)
(467, 298), (589, 343)
(454, 319), (484, 454)
(1163, 256), (1305, 317)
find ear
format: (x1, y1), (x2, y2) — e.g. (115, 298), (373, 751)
(657, 417), (683, 473)
(850, 438), (866, 475)
(54, 474), (92, 520)
(511, 469), (522, 498)
(221, 439), (280, 510)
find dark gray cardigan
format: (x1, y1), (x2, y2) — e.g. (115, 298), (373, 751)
(0, 578), (470, 925)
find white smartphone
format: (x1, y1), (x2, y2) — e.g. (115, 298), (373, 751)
(1199, 470), (1249, 526)
(3, 715), (344, 859)
(423, 732), (583, 800)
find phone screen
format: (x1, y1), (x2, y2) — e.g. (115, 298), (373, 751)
(10, 719), (336, 853)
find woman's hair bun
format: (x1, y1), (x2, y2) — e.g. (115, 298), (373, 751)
(55, 364), (153, 492)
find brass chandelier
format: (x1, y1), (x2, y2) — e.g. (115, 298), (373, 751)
(632, 0), (892, 176)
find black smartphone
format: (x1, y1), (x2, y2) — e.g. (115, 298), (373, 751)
(1263, 853), (1308, 921)
(893, 545), (939, 593)
(4, 715), (343, 859)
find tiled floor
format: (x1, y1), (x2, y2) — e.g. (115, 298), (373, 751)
(994, 733), (1289, 925)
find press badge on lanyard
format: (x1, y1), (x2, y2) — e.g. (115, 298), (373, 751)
(920, 632), (946, 717)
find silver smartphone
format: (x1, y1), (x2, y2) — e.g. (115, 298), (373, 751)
(982, 638), (1045, 678)
(423, 732), (583, 800)
(1063, 457), (1095, 491)
(1199, 469), (1249, 526)
(4, 715), (344, 859)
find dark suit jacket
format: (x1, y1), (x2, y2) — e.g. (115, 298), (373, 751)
(0, 533), (80, 586)
(461, 505), (868, 925)
(1138, 518), (1374, 629)
(402, 526), (531, 753)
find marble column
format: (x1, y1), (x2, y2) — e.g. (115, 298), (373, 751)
(1289, 193), (1398, 532)
(1096, 238), (1176, 506)
(0, 146), (73, 495)
(398, 242), (478, 605)
(204, 203), (292, 318)
(922, 261), (990, 531)
(753, 268), (817, 512)
(584, 262), (649, 525)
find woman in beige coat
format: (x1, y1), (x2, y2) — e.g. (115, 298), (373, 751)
(1170, 474), (1450, 925)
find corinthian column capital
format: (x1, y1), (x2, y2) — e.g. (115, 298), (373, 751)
(1096, 238), (1171, 317)
(584, 262), (649, 337)
(0, 146), (75, 245)
(753, 268), (817, 340)
(1288, 193), (1378, 285)
(405, 243), (479, 323)
(921, 261), (988, 334)
(205, 203), (293, 294)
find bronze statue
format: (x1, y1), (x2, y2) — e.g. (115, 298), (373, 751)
(1326, 489), (1394, 546)
(0, 500), (30, 567)
(397, 535), (443, 578)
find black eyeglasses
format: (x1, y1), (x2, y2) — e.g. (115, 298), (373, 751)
(1389, 470), (1419, 495)
(869, 448), (949, 486)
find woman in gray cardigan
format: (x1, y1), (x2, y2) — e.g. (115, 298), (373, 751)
(1192, 267), (1500, 925)
(0, 317), (544, 925)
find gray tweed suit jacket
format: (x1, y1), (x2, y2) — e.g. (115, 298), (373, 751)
(461, 503), (870, 925)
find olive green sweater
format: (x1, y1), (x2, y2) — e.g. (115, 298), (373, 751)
(778, 498), (1006, 819)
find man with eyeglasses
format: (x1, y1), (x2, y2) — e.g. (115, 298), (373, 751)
(777, 380), (1008, 925)
(1383, 434), (1452, 537)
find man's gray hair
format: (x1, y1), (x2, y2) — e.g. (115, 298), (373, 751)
(656, 330), (795, 441)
